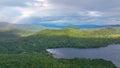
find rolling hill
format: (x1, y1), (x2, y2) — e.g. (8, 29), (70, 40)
(0, 25), (118, 68)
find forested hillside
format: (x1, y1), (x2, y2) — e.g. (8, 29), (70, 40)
(1, 27), (120, 53)
(0, 54), (116, 68)
(0, 27), (119, 68)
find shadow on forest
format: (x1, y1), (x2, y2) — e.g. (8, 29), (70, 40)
(0, 33), (120, 54)
(0, 31), (20, 39)
(8, 34), (119, 53)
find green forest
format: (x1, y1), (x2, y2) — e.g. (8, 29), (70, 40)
(0, 27), (119, 68)
(0, 54), (116, 68)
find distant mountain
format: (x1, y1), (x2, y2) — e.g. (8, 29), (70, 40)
(0, 23), (49, 37)
(103, 25), (120, 27)
(0, 22), (48, 32)
(11, 24), (48, 32)
(40, 24), (120, 28)
(0, 22), (11, 31)
(77, 25), (120, 28)
(1, 22), (120, 31)
(0, 22), (10, 26)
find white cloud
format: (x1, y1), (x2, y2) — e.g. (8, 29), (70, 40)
(0, 0), (34, 7)
(86, 11), (102, 17)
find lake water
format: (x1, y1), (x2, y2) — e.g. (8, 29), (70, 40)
(47, 44), (120, 67)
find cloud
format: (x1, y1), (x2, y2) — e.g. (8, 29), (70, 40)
(48, 0), (120, 11)
(86, 11), (102, 17)
(47, 0), (120, 25)
(0, 0), (52, 23)
(0, 0), (120, 25)
(0, 0), (35, 7)
(0, 7), (21, 22)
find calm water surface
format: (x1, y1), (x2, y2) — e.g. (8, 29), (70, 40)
(47, 44), (120, 67)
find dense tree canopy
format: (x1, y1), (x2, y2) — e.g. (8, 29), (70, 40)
(0, 27), (119, 68)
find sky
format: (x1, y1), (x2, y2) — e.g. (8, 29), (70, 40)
(0, 0), (120, 26)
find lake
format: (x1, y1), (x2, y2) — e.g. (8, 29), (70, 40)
(47, 44), (120, 67)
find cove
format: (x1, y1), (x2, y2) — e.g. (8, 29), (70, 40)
(47, 44), (120, 67)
